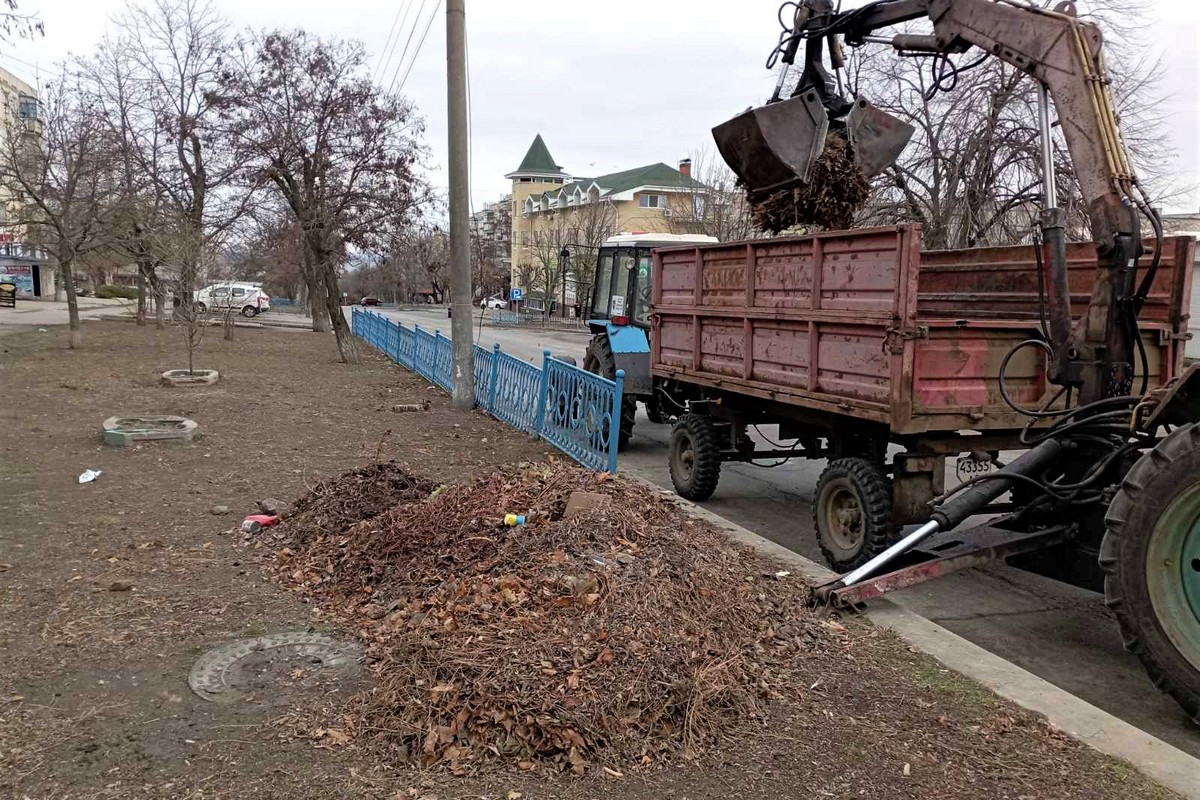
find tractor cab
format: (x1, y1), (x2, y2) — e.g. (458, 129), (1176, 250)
(583, 232), (718, 449)
(588, 233), (718, 331)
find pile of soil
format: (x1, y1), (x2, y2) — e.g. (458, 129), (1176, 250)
(278, 462), (434, 548)
(267, 463), (823, 774)
(750, 131), (871, 233)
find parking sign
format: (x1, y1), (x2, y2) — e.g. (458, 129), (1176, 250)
(510, 287), (524, 302)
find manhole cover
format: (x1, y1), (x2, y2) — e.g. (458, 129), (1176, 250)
(188, 631), (361, 704)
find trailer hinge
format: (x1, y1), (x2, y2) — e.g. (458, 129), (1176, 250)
(883, 325), (929, 354)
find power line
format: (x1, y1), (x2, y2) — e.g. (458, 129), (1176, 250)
(385, 0), (429, 95)
(374, 0), (413, 86)
(394, 0), (440, 96)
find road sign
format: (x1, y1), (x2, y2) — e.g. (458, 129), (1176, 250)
(510, 287), (524, 302)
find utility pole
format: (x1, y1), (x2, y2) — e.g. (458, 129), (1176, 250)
(446, 0), (474, 409)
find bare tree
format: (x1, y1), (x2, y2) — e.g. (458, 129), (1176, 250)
(833, 2), (1174, 246)
(668, 149), (759, 242)
(470, 199), (510, 300)
(0, 0), (42, 43)
(0, 73), (120, 348)
(218, 29), (430, 363)
(118, 0), (252, 352)
(560, 198), (618, 315)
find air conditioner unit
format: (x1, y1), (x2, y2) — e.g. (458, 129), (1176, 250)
(663, 208), (673, 218)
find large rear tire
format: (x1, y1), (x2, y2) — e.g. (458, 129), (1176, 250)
(669, 413), (722, 501)
(583, 334), (636, 450)
(814, 458), (895, 572)
(1102, 424), (1200, 722)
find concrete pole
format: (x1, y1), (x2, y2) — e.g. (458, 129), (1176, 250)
(446, 0), (474, 409)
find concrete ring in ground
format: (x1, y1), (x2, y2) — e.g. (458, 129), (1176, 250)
(102, 415), (198, 447)
(188, 631), (362, 703)
(161, 368), (219, 387)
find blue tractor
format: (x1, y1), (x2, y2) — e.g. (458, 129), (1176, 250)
(583, 232), (718, 449)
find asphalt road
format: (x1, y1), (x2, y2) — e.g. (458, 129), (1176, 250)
(376, 305), (1200, 757)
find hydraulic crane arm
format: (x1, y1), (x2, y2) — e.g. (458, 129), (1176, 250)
(714, 0), (1162, 404)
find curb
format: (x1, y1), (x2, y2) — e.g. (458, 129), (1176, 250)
(629, 475), (1200, 799)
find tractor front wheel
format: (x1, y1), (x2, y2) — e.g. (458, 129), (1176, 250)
(1103, 424), (1200, 722)
(583, 334), (636, 450)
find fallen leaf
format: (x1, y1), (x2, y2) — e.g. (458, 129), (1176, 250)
(517, 760), (535, 771)
(506, 792), (522, 800)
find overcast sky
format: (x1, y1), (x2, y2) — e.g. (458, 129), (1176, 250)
(1, 0), (1197, 214)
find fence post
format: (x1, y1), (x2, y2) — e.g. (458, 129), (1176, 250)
(391, 320), (401, 363)
(607, 369), (625, 473)
(487, 342), (500, 413)
(434, 329), (444, 386)
(414, 324), (423, 377)
(534, 348), (550, 435)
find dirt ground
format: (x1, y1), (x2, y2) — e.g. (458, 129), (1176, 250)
(0, 321), (1179, 800)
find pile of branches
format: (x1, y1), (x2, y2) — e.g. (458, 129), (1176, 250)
(750, 131), (871, 234)
(267, 464), (824, 773)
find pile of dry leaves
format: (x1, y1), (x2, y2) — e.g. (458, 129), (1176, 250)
(264, 463), (824, 774)
(749, 130), (872, 234)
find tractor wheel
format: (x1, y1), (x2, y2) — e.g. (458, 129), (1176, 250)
(583, 334), (636, 450)
(814, 458), (895, 572)
(669, 413), (722, 501)
(1102, 424), (1200, 722)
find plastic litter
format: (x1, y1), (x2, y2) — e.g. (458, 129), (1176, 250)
(503, 513), (526, 527)
(242, 513), (282, 532)
(78, 469), (102, 484)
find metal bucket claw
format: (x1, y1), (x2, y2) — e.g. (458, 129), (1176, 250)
(846, 98), (915, 177)
(713, 91), (915, 195)
(712, 90), (829, 196)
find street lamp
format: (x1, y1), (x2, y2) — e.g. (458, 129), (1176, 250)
(559, 246), (570, 320)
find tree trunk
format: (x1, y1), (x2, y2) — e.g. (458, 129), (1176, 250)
(310, 278), (331, 332)
(316, 252), (358, 365)
(135, 262), (149, 326)
(223, 309), (235, 341)
(59, 258), (82, 349)
(154, 284), (165, 329)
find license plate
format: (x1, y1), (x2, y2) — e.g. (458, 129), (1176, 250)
(955, 455), (995, 482)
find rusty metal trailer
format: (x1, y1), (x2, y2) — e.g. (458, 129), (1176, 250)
(649, 225), (1196, 590)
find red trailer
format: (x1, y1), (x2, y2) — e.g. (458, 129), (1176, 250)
(649, 225), (1195, 586)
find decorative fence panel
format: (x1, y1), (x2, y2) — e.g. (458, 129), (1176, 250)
(351, 308), (623, 472)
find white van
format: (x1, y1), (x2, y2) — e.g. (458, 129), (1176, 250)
(194, 282), (271, 318)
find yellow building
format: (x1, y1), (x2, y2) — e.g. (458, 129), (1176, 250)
(506, 134), (704, 292)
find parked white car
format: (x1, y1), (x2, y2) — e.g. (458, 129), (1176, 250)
(194, 282), (271, 318)
(480, 295), (507, 309)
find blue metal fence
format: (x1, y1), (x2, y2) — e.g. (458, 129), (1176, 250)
(351, 308), (622, 472)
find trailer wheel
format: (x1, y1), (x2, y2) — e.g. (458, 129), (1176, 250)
(669, 414), (722, 501)
(1102, 424), (1200, 722)
(583, 334), (636, 450)
(814, 458), (895, 572)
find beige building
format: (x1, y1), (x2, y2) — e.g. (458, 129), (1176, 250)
(506, 134), (704, 291)
(0, 66), (52, 299)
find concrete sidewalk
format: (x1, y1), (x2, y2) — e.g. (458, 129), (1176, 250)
(0, 297), (132, 330)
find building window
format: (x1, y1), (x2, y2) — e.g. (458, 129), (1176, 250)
(17, 95), (37, 120)
(639, 194), (665, 209)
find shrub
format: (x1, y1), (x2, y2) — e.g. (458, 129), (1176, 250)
(94, 285), (140, 299)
